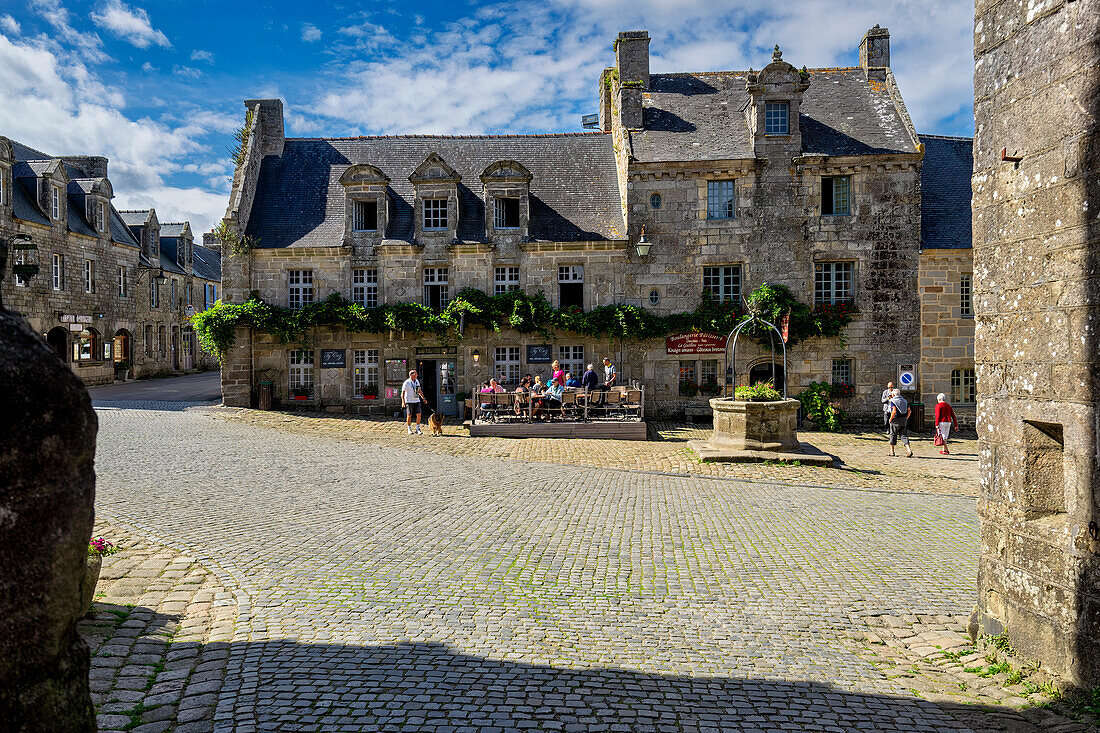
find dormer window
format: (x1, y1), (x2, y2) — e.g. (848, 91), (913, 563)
(494, 197), (520, 229)
(51, 185), (62, 220)
(423, 198), (448, 230)
(764, 101), (789, 135)
(353, 200), (378, 232)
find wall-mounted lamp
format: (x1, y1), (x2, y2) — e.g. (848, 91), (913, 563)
(635, 226), (651, 257)
(472, 349), (480, 364)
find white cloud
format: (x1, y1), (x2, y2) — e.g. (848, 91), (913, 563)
(301, 23), (321, 42)
(1, 15), (20, 35)
(141, 61), (155, 72)
(0, 34), (227, 233)
(172, 65), (201, 79)
(30, 0), (108, 63)
(190, 49), (214, 63)
(91, 0), (170, 49)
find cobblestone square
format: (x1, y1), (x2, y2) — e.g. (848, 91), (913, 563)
(86, 400), (1084, 731)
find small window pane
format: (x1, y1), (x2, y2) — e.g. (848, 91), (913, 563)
(353, 268), (379, 308)
(815, 262), (853, 305)
(707, 180), (735, 220)
(289, 350), (315, 397)
(423, 199), (448, 230)
(951, 368), (976, 404)
(703, 265), (741, 304)
(831, 359), (852, 385)
(353, 349), (379, 396)
(960, 274), (973, 318)
(494, 266), (520, 296)
(423, 267), (450, 309)
(353, 200), (378, 232)
(765, 101), (789, 135)
(494, 197), (520, 229)
(823, 176), (850, 216)
(494, 346), (521, 386)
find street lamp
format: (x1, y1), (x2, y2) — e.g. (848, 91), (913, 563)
(635, 226), (651, 257)
(472, 349), (480, 364)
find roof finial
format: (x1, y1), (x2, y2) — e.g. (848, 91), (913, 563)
(772, 44), (782, 62)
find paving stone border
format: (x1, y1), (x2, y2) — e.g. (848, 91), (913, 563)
(83, 521), (240, 733)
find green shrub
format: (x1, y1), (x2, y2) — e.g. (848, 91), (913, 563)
(734, 382), (782, 402)
(798, 381), (845, 431)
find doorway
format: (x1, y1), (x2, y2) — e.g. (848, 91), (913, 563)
(172, 327), (180, 370)
(46, 327), (69, 362)
(749, 361), (785, 393)
(416, 359), (438, 413)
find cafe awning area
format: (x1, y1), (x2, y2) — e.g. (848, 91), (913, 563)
(465, 386), (647, 440)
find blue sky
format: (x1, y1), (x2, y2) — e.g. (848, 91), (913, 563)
(0, 0), (974, 234)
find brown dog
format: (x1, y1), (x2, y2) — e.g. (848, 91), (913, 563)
(428, 410), (444, 436)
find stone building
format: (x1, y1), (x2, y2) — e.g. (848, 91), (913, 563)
(217, 26), (955, 418)
(0, 136), (219, 385)
(972, 0), (1100, 684)
(918, 135), (974, 423)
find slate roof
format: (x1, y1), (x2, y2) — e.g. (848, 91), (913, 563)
(158, 235), (186, 275)
(245, 134), (625, 249)
(160, 222), (189, 237)
(919, 135), (973, 250)
(119, 210), (152, 227)
(632, 68), (920, 163)
(8, 138), (141, 247)
(192, 243), (221, 282)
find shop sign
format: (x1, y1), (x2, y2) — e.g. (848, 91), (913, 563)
(59, 314), (93, 324)
(666, 332), (726, 355)
(526, 344), (552, 364)
(320, 349), (346, 368)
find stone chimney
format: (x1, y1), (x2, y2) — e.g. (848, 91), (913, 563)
(61, 155), (108, 179)
(615, 31), (650, 130)
(859, 25), (890, 79)
(243, 98), (285, 158)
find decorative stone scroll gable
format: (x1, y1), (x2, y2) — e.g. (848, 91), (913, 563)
(409, 153), (460, 244)
(480, 160), (532, 245)
(339, 163), (391, 244)
(745, 46), (810, 158)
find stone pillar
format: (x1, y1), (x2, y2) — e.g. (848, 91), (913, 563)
(973, 0), (1100, 684)
(0, 308), (97, 730)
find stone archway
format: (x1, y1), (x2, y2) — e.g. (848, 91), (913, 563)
(46, 326), (69, 362)
(113, 329), (132, 378)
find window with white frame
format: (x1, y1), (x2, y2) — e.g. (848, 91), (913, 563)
(288, 269), (314, 310)
(815, 262), (854, 304)
(678, 360), (697, 394)
(83, 260), (95, 294)
(706, 180), (736, 220)
(150, 278), (160, 308)
(700, 359), (719, 387)
(52, 253), (64, 290)
(558, 265), (584, 309)
(205, 283), (217, 309)
(951, 368), (976, 404)
(353, 349), (379, 397)
(352, 268), (379, 308)
(558, 345), (584, 379)
(423, 198), (448, 230)
(99, 201), (108, 233)
(495, 346), (520, 386)
(289, 350), (315, 397)
(423, 267), (450, 309)
(494, 266), (520, 296)
(831, 358), (852, 385)
(352, 200), (378, 232)
(118, 266), (128, 297)
(50, 185), (61, 220)
(764, 101), (789, 135)
(703, 265), (741, 304)
(494, 197), (520, 229)
(821, 175), (851, 216)
(960, 273), (973, 318)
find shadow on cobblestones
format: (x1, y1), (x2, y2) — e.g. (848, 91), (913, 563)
(209, 638), (1064, 732)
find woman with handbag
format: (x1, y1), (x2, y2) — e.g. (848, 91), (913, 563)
(934, 393), (959, 455)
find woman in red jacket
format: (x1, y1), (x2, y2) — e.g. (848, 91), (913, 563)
(934, 393), (959, 455)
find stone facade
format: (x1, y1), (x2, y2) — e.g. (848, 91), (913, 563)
(973, 0), (1100, 684)
(0, 136), (219, 386)
(219, 27), (961, 420)
(919, 248), (975, 424)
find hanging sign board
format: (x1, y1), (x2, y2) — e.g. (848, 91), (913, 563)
(320, 349), (346, 368)
(526, 344), (552, 363)
(666, 332), (726, 355)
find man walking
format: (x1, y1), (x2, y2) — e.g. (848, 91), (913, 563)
(581, 363), (599, 392)
(402, 369), (426, 435)
(881, 381), (894, 435)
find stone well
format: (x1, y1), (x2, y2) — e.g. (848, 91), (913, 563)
(708, 397), (801, 452)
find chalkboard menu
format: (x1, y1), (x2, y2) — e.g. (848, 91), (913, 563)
(320, 349), (346, 368)
(526, 344), (552, 364)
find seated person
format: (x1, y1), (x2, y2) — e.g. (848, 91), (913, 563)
(514, 376), (532, 415)
(531, 375), (545, 395)
(565, 372), (581, 388)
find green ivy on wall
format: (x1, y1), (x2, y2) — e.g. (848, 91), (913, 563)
(192, 284), (857, 360)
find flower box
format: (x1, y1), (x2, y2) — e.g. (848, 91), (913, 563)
(292, 395), (310, 400)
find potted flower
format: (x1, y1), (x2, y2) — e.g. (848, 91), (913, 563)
(362, 384), (379, 400)
(679, 379), (699, 397)
(114, 359), (130, 380)
(85, 537), (119, 614)
(291, 387), (311, 400)
(828, 382), (854, 399)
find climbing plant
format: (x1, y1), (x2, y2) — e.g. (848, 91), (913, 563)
(192, 284), (857, 360)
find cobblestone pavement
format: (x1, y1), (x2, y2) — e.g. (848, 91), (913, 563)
(214, 408), (980, 497)
(91, 401), (1002, 731)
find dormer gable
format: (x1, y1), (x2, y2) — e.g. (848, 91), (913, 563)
(745, 45), (810, 157)
(409, 153), (460, 243)
(480, 160), (532, 243)
(35, 159), (69, 223)
(121, 209), (160, 261)
(70, 177), (113, 235)
(339, 164), (391, 240)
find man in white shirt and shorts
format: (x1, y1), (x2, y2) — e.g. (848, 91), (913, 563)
(401, 369), (427, 435)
